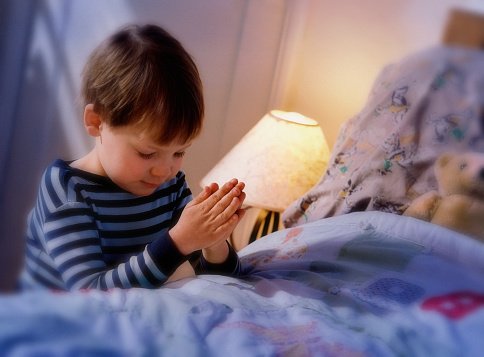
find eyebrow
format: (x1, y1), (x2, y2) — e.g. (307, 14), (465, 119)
(145, 142), (192, 152)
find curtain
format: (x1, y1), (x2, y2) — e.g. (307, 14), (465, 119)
(0, 0), (135, 290)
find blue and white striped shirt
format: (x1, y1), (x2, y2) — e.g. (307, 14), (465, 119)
(21, 159), (241, 290)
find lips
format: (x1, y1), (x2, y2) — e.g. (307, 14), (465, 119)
(142, 181), (161, 188)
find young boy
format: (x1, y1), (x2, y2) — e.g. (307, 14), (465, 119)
(20, 24), (246, 291)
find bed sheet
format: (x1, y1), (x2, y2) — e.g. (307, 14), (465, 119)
(1, 211), (483, 356)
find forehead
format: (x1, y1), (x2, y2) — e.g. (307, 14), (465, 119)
(107, 123), (188, 150)
(132, 116), (193, 146)
(133, 127), (191, 150)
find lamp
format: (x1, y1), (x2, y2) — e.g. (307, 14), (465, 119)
(200, 110), (330, 245)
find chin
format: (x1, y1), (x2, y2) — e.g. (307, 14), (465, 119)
(139, 185), (161, 196)
(118, 183), (156, 197)
(131, 188), (157, 197)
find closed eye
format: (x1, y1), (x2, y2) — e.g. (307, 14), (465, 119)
(174, 151), (186, 158)
(138, 151), (156, 160)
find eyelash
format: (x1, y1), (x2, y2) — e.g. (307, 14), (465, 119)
(138, 151), (186, 159)
(138, 152), (156, 160)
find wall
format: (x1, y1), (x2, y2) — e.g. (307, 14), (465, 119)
(277, 0), (484, 150)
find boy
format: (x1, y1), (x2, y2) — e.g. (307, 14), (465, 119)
(20, 24), (246, 290)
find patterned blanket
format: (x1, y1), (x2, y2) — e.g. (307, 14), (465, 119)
(283, 46), (484, 227)
(1, 211), (483, 356)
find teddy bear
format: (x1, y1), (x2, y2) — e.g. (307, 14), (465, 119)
(403, 151), (484, 242)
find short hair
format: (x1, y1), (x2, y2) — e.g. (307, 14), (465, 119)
(81, 24), (204, 144)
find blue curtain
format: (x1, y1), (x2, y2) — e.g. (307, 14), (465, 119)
(0, 0), (135, 291)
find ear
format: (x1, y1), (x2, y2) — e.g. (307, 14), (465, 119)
(83, 104), (103, 137)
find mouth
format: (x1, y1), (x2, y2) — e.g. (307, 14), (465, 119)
(141, 181), (161, 189)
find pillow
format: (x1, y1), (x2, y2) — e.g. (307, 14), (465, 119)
(283, 46), (484, 228)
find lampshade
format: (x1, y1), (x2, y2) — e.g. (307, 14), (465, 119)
(200, 110), (331, 212)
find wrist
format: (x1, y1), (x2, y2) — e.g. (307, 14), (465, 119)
(147, 231), (188, 278)
(168, 227), (193, 256)
(202, 240), (229, 264)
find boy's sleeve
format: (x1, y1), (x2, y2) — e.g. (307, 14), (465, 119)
(40, 202), (188, 290)
(196, 242), (242, 277)
(145, 232), (188, 277)
(35, 171), (193, 290)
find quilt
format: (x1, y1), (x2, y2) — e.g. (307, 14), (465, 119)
(1, 211), (483, 356)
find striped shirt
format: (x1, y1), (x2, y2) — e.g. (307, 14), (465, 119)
(21, 159), (241, 290)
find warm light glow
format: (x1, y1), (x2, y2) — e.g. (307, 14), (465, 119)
(270, 110), (318, 126)
(200, 110), (330, 212)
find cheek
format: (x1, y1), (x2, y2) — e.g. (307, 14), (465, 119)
(128, 159), (152, 177)
(175, 158), (184, 169)
(104, 152), (147, 180)
(173, 158), (185, 173)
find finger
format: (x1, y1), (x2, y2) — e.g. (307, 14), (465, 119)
(214, 195), (244, 225)
(214, 211), (241, 237)
(234, 181), (245, 194)
(237, 191), (246, 205)
(190, 182), (221, 206)
(217, 186), (247, 214)
(209, 184), (243, 217)
(208, 182), (219, 193)
(236, 207), (246, 220)
(203, 179), (238, 210)
(190, 186), (212, 205)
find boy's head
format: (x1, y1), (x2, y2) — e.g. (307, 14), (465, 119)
(81, 24), (203, 144)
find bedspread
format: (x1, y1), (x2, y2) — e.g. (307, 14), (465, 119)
(283, 46), (484, 227)
(1, 211), (483, 356)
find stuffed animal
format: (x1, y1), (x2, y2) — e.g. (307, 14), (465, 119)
(403, 151), (484, 242)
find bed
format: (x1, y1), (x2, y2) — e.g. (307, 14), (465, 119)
(2, 211), (484, 356)
(2, 13), (484, 357)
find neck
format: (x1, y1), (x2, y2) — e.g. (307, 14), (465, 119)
(70, 149), (106, 176)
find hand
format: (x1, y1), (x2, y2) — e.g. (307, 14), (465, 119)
(169, 178), (246, 255)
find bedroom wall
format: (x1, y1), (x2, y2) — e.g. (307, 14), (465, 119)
(276, 0), (484, 156)
(0, 0), (482, 291)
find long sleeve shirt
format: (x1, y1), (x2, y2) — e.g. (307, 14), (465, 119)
(21, 159), (241, 291)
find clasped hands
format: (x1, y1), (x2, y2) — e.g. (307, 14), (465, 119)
(169, 178), (246, 261)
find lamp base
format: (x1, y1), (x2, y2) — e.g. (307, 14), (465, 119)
(249, 209), (280, 244)
(229, 207), (283, 251)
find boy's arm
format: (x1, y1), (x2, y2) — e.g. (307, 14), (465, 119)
(37, 202), (178, 290)
(38, 179), (244, 290)
(26, 163), (187, 290)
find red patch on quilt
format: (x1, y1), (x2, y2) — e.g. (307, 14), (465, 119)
(422, 291), (484, 319)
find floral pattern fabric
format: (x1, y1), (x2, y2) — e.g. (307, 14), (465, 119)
(283, 46), (484, 227)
